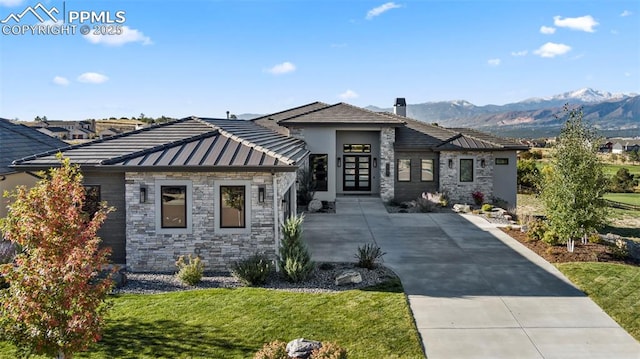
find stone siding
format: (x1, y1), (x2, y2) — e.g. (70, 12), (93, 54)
(439, 151), (494, 205)
(380, 127), (395, 201)
(125, 171), (293, 272)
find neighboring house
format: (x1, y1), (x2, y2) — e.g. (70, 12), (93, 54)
(252, 99), (527, 205)
(0, 118), (67, 218)
(69, 127), (94, 140)
(12, 118), (307, 272)
(12, 100), (525, 272)
(599, 141), (613, 153)
(37, 126), (70, 140)
(98, 127), (124, 139)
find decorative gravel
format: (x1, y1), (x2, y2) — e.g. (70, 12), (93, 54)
(114, 262), (398, 295)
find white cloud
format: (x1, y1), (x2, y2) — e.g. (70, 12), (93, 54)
(266, 61), (296, 75)
(539, 26), (556, 34)
(52, 76), (69, 86)
(620, 10), (632, 17)
(553, 15), (599, 32)
(0, 0), (25, 6)
(77, 72), (109, 84)
(511, 50), (528, 57)
(366, 2), (402, 20)
(339, 90), (359, 99)
(488, 58), (501, 66)
(534, 42), (572, 58)
(83, 26), (152, 46)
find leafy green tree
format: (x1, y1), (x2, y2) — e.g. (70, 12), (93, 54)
(0, 156), (114, 359)
(609, 168), (638, 193)
(630, 150), (640, 164)
(540, 106), (608, 244)
(517, 158), (541, 191)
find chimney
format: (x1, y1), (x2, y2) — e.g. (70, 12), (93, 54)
(393, 98), (406, 117)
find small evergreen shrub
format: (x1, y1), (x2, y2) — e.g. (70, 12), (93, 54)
(254, 340), (288, 359)
(175, 254), (204, 286)
(232, 253), (273, 286)
(481, 204), (493, 212)
(355, 243), (386, 270)
(311, 342), (348, 359)
(279, 215), (314, 282)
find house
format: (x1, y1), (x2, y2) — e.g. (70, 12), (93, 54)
(599, 141), (613, 153)
(612, 143), (624, 154)
(98, 127), (125, 139)
(37, 126), (70, 140)
(0, 118), (67, 218)
(11, 100), (525, 272)
(12, 117), (307, 271)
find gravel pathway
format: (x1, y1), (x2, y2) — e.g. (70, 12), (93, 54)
(114, 262), (397, 295)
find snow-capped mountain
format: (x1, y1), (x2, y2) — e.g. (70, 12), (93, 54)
(521, 88), (631, 104)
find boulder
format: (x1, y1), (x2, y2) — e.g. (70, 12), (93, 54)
(453, 204), (471, 213)
(286, 338), (322, 359)
(335, 270), (362, 285)
(308, 199), (323, 212)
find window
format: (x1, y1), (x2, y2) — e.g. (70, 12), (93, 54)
(460, 159), (474, 182)
(161, 186), (187, 228)
(397, 159), (411, 181)
(310, 154), (328, 191)
(220, 186), (246, 228)
(155, 180), (193, 234)
(421, 159), (434, 181)
(495, 158), (509, 165)
(343, 144), (371, 153)
(83, 185), (101, 218)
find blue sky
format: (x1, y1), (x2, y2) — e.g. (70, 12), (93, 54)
(0, 0), (638, 121)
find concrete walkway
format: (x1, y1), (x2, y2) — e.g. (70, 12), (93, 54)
(303, 197), (640, 359)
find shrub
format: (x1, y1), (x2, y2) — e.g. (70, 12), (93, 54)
(232, 253), (273, 286)
(175, 254), (204, 286)
(319, 262), (335, 270)
(542, 230), (561, 246)
(279, 215), (314, 282)
(481, 204), (493, 212)
(0, 241), (16, 289)
(526, 219), (547, 241)
(609, 240), (629, 260)
(254, 340), (288, 359)
(355, 243), (386, 270)
(311, 342), (348, 359)
(296, 168), (316, 206)
(471, 191), (484, 205)
(588, 233), (603, 244)
(415, 197), (435, 213)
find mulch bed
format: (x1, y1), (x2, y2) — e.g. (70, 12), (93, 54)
(501, 228), (639, 266)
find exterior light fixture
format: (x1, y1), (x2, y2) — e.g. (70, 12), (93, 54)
(373, 157), (378, 168)
(140, 185), (147, 203)
(448, 159), (453, 169)
(258, 185), (266, 203)
(481, 159), (486, 168)
(337, 157), (342, 167)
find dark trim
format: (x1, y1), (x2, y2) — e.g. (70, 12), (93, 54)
(11, 165), (300, 173)
(283, 122), (404, 128)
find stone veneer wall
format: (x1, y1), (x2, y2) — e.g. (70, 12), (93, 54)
(379, 127), (395, 201)
(438, 151), (494, 205)
(125, 171), (294, 272)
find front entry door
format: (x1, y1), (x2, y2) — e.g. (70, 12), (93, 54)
(343, 155), (371, 191)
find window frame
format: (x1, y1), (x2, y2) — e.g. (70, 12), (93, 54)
(420, 159), (434, 182)
(397, 159), (411, 182)
(219, 185), (247, 229)
(459, 158), (474, 183)
(214, 180), (252, 234)
(495, 158), (509, 165)
(155, 180), (193, 234)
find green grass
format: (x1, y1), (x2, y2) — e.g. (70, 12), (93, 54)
(604, 193), (640, 206)
(603, 164), (640, 177)
(0, 281), (423, 359)
(557, 263), (640, 341)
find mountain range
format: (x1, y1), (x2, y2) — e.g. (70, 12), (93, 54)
(366, 88), (639, 138)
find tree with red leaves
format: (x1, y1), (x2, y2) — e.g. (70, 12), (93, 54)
(0, 155), (114, 359)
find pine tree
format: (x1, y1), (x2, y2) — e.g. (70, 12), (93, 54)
(279, 215), (314, 282)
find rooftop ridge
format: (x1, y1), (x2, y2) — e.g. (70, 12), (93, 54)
(250, 101), (330, 122)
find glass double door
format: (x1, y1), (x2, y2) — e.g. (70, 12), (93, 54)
(343, 155), (371, 191)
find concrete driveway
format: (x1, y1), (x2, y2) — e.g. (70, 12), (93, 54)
(303, 197), (640, 359)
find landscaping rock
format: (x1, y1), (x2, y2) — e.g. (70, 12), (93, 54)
(453, 204), (471, 213)
(334, 270), (362, 285)
(308, 199), (323, 212)
(286, 338), (322, 359)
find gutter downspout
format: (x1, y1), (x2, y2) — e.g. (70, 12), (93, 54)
(273, 173), (280, 272)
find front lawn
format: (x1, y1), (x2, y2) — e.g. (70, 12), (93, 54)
(0, 282), (423, 358)
(556, 263), (640, 341)
(604, 193), (640, 207)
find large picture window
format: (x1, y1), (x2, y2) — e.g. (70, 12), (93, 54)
(397, 159), (411, 182)
(161, 186), (187, 228)
(421, 159), (434, 181)
(460, 159), (474, 182)
(310, 154), (328, 191)
(220, 186), (246, 228)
